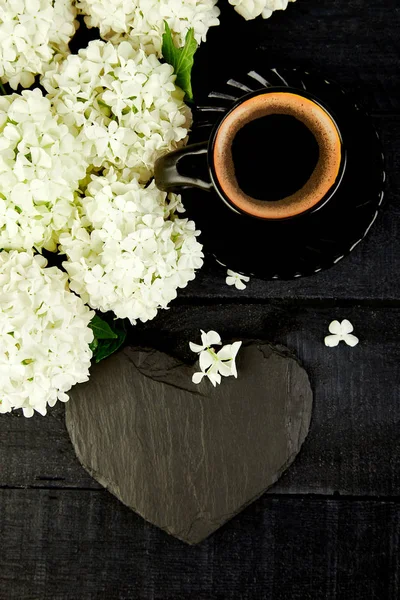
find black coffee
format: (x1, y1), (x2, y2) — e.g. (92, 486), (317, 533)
(231, 114), (320, 201)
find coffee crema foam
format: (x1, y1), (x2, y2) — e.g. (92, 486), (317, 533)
(213, 92), (342, 219)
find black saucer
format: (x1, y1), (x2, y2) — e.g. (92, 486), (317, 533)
(181, 63), (385, 280)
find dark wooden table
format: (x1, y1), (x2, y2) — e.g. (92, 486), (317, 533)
(1, 1), (399, 598)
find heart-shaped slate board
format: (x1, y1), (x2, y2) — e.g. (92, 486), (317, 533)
(66, 342), (312, 544)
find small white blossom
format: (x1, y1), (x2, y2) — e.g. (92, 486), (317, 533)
(0, 250), (94, 417)
(226, 269), (250, 290)
(59, 169), (203, 324)
(190, 330), (242, 387)
(76, 0), (220, 56)
(0, 0), (78, 90)
(189, 329), (221, 353)
(324, 320), (359, 348)
(229, 0), (296, 20)
(42, 39), (192, 182)
(0, 89), (88, 252)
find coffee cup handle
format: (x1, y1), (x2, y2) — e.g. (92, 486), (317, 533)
(154, 142), (213, 192)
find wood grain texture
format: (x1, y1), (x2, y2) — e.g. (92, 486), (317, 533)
(178, 115), (399, 300)
(125, 304), (400, 497)
(1, 0), (399, 594)
(0, 489), (398, 600)
(193, 0), (400, 115)
(1, 306), (399, 496)
(65, 343), (312, 543)
(178, 0), (400, 301)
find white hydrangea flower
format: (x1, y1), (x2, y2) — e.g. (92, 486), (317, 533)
(324, 320), (359, 348)
(59, 169), (204, 324)
(42, 39), (192, 182)
(226, 269), (250, 290)
(229, 0), (296, 20)
(0, 250), (94, 417)
(76, 0), (220, 56)
(0, 89), (88, 252)
(189, 329), (242, 387)
(0, 0), (78, 90)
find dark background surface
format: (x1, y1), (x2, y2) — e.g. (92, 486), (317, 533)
(1, 0), (400, 598)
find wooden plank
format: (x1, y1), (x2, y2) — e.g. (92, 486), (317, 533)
(0, 489), (398, 600)
(132, 304), (400, 497)
(178, 116), (400, 301)
(0, 405), (96, 490)
(0, 1), (398, 596)
(71, 2), (400, 116)
(194, 0), (400, 114)
(182, 0), (400, 301)
(1, 305), (399, 496)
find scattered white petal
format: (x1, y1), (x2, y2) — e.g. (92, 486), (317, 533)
(199, 349), (215, 372)
(217, 361), (233, 377)
(324, 320), (359, 348)
(189, 342), (205, 353)
(341, 319), (354, 334)
(192, 371), (205, 384)
(343, 334), (359, 347)
(324, 335), (341, 348)
(201, 330), (222, 348)
(207, 370), (222, 387)
(215, 345), (234, 361)
(190, 330), (242, 386)
(189, 330), (221, 354)
(226, 269), (250, 290)
(328, 320), (342, 335)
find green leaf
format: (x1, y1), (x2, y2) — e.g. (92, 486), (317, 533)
(161, 21), (198, 102)
(93, 320), (127, 364)
(88, 315), (127, 364)
(89, 337), (99, 353)
(89, 315), (118, 340)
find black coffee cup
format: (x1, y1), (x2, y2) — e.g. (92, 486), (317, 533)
(154, 88), (346, 220)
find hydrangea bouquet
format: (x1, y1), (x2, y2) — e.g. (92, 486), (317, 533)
(0, 0), (297, 417)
